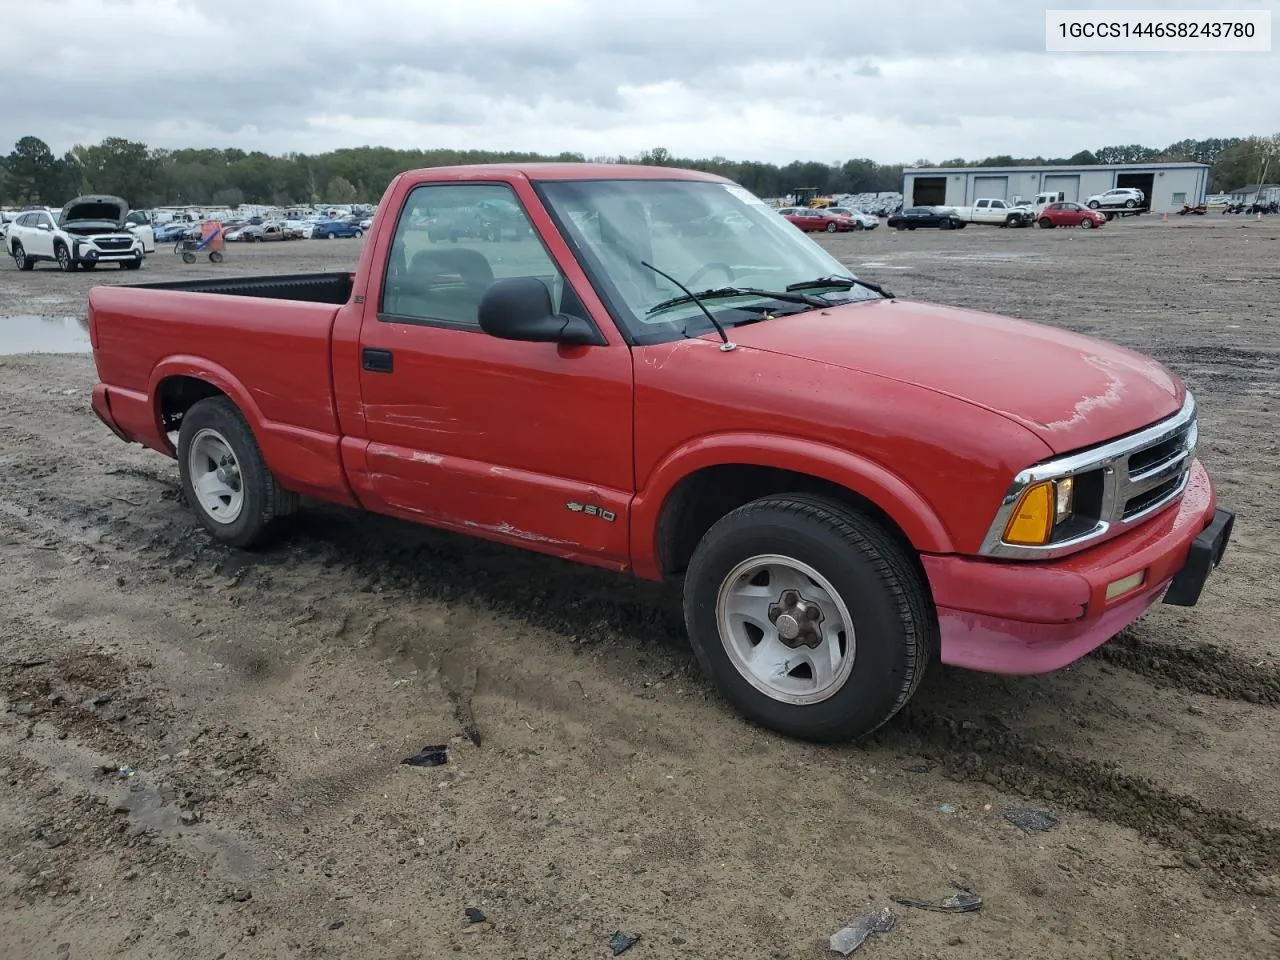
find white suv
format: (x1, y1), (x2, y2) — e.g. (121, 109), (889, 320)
(6, 195), (145, 271)
(1085, 187), (1145, 210)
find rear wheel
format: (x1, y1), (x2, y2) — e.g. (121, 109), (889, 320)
(209, 250), (224, 263)
(683, 494), (933, 743)
(12, 243), (33, 270)
(176, 397), (300, 549)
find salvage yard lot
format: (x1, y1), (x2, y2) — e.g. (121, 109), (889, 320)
(0, 219), (1278, 959)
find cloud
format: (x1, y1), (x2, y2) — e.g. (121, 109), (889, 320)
(6, 0), (1277, 164)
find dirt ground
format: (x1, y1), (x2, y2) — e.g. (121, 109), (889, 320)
(0, 219), (1278, 960)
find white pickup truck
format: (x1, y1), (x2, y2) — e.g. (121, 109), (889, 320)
(942, 198), (1030, 227)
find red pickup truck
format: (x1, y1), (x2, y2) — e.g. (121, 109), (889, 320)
(87, 162), (1233, 742)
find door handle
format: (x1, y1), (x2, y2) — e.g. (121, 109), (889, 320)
(362, 348), (394, 373)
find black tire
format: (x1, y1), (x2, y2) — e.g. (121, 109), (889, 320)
(82, 261), (97, 270)
(825, 221), (838, 233)
(176, 396), (300, 549)
(209, 250), (224, 263)
(1088, 200), (1101, 209)
(121, 258), (142, 270)
(683, 493), (934, 743)
(12, 243), (33, 271)
(56, 243), (74, 271)
(182, 251), (197, 264)
(1124, 198), (1136, 208)
(1039, 217), (1053, 229)
(1080, 218), (1095, 229)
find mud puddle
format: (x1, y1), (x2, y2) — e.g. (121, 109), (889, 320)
(0, 315), (90, 354)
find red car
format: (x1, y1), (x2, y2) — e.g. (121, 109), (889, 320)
(1037, 202), (1107, 229)
(778, 206), (853, 233)
(86, 162), (1231, 744)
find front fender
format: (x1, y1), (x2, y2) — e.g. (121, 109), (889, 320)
(629, 432), (954, 579)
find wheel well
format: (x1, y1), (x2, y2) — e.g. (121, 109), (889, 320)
(655, 464), (922, 580)
(157, 376), (227, 436)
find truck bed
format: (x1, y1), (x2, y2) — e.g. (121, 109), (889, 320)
(126, 271), (354, 304)
(87, 277), (347, 488)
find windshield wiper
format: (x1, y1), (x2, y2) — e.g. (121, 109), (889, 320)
(786, 275), (896, 299)
(639, 262), (735, 349)
(644, 284), (827, 316)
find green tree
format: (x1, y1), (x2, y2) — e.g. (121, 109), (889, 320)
(325, 175), (358, 203)
(5, 136), (60, 204)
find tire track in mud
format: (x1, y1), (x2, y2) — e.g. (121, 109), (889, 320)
(884, 707), (1280, 888)
(6, 475), (1280, 886)
(1092, 630), (1280, 706)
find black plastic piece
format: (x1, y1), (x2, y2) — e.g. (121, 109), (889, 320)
(362, 348), (394, 373)
(1163, 507), (1234, 607)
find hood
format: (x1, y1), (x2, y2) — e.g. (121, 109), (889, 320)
(727, 298), (1183, 455)
(60, 195), (129, 228)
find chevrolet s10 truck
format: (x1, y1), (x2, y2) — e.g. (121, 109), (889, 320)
(86, 163), (1234, 742)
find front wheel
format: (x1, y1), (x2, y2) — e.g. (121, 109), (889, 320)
(1080, 218), (1095, 229)
(209, 250), (224, 263)
(683, 494), (933, 743)
(1039, 217), (1053, 228)
(176, 397), (300, 549)
(1124, 199), (1136, 208)
(825, 221), (838, 233)
(56, 244), (74, 271)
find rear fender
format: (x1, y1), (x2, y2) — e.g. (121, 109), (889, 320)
(148, 356), (358, 507)
(148, 356), (265, 454)
(630, 433), (954, 579)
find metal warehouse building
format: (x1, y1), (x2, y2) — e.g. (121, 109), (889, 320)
(901, 162), (1210, 213)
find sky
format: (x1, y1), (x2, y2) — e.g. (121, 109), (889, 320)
(7, 0), (1279, 164)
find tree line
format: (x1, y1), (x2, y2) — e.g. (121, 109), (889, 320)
(1, 133), (1275, 209)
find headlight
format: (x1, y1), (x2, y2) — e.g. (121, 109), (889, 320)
(1002, 477), (1075, 546)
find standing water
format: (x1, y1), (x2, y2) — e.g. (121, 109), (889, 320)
(0, 315), (91, 355)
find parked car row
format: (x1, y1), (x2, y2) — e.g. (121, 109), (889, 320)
(777, 206), (880, 233)
(156, 212), (372, 244)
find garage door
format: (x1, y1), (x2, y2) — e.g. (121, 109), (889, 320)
(1042, 174), (1080, 202)
(971, 176), (1008, 202)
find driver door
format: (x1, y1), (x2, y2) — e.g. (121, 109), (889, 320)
(353, 179), (635, 566)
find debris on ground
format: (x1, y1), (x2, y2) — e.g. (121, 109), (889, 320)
(1004, 808), (1058, 832)
(609, 930), (640, 955)
(828, 907), (895, 955)
(401, 745), (448, 768)
(937, 803), (957, 815)
(463, 907), (486, 924)
(890, 892), (982, 913)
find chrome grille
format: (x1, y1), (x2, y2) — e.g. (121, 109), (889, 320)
(980, 393), (1198, 560)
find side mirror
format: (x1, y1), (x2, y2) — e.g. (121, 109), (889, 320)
(478, 277), (598, 346)
(38, 223), (52, 231)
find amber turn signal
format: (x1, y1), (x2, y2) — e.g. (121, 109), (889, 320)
(1003, 481), (1055, 545)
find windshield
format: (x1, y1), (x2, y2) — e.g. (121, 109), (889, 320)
(537, 178), (879, 344)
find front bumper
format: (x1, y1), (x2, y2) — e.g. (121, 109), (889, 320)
(75, 242), (143, 264)
(922, 459), (1231, 674)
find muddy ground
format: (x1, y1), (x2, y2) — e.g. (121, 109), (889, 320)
(0, 220), (1278, 959)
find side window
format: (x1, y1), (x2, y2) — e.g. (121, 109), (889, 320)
(381, 182), (579, 329)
